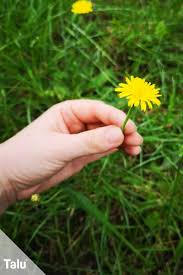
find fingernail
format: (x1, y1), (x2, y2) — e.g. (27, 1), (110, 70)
(128, 120), (136, 129)
(124, 120), (137, 134)
(137, 133), (143, 144)
(106, 127), (123, 144)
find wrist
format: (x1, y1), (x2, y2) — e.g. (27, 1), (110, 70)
(0, 143), (17, 214)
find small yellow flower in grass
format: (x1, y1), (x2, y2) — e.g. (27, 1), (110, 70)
(31, 194), (40, 203)
(115, 76), (161, 130)
(72, 0), (93, 14)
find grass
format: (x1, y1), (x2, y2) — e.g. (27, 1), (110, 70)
(0, 0), (183, 274)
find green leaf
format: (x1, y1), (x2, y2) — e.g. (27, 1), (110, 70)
(155, 21), (167, 39)
(144, 211), (161, 230)
(65, 188), (144, 260)
(175, 238), (183, 260)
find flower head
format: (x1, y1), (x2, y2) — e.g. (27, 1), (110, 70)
(115, 76), (161, 111)
(72, 0), (93, 14)
(31, 194), (40, 203)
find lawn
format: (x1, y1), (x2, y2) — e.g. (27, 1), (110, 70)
(0, 0), (183, 274)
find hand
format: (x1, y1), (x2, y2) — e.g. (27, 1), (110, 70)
(0, 99), (143, 211)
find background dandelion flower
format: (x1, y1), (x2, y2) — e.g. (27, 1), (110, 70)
(31, 193), (40, 203)
(115, 76), (161, 112)
(72, 0), (93, 14)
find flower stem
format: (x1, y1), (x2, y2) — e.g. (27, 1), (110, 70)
(122, 106), (134, 131)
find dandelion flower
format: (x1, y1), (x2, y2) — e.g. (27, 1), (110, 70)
(115, 76), (161, 130)
(31, 194), (40, 203)
(71, 0), (93, 14)
(115, 76), (161, 112)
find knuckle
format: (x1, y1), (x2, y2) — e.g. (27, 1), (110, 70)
(49, 103), (62, 112)
(51, 100), (72, 111)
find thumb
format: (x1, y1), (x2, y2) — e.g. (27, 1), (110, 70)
(62, 126), (124, 160)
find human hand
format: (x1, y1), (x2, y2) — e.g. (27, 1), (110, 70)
(0, 99), (143, 212)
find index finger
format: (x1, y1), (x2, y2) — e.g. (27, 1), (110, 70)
(60, 99), (136, 135)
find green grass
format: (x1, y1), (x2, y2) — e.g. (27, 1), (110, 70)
(0, 0), (183, 274)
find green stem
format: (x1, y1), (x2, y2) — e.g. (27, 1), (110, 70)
(122, 106), (134, 131)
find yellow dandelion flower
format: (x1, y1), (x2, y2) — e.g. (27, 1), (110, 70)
(115, 76), (161, 130)
(71, 0), (93, 14)
(115, 76), (161, 112)
(31, 194), (40, 203)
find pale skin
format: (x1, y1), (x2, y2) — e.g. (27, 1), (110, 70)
(0, 99), (143, 213)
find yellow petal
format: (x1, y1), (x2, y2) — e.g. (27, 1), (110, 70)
(140, 101), (147, 112)
(134, 100), (139, 107)
(128, 99), (135, 107)
(114, 87), (123, 92)
(152, 98), (161, 106)
(125, 77), (130, 84)
(147, 100), (153, 109)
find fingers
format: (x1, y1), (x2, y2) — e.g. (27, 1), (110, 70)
(124, 146), (141, 156)
(122, 132), (143, 156)
(58, 102), (86, 134)
(56, 125), (124, 160)
(56, 99), (136, 135)
(86, 122), (104, 130)
(124, 132), (143, 146)
(69, 125), (124, 158)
